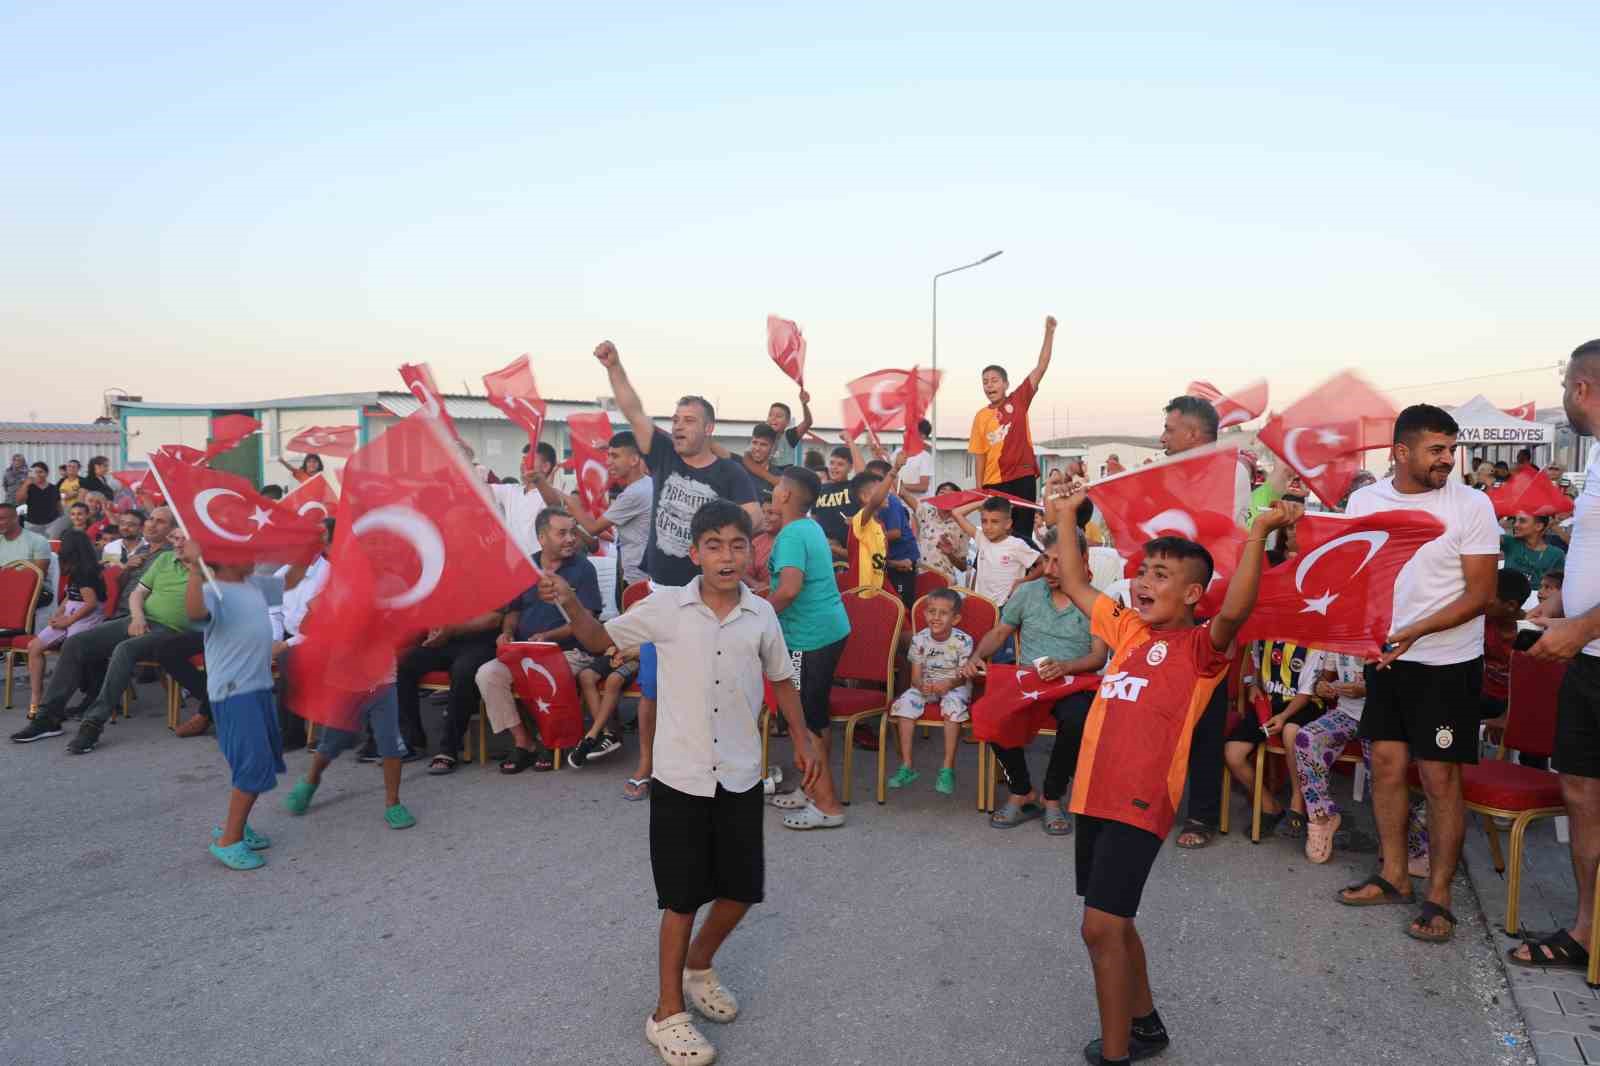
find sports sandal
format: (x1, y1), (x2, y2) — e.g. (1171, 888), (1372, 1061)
(623, 776), (652, 801)
(212, 825), (271, 850)
(1275, 811), (1308, 840)
(384, 803), (417, 830)
(1508, 929), (1591, 970)
(209, 841), (265, 871)
(500, 748), (538, 774)
(645, 1010), (716, 1065)
(1337, 874), (1413, 907)
(782, 801), (845, 830)
(990, 800), (1044, 829)
(426, 754), (456, 775)
(769, 790), (810, 810)
(1175, 818), (1216, 849)
(1407, 900), (1457, 943)
(1043, 808), (1073, 836)
(282, 778), (319, 816)
(1305, 813), (1341, 864)
(684, 967), (739, 1022)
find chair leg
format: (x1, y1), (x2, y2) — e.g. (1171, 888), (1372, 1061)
(976, 741), (987, 811)
(4, 649), (15, 710)
(1505, 813), (1546, 937)
(1590, 857), (1600, 989)
(988, 746), (1000, 815)
(1480, 813), (1506, 874)
(840, 719), (856, 806)
(478, 701), (487, 768)
(1219, 754), (1232, 836)
(876, 714), (889, 805)
(1251, 744), (1265, 844)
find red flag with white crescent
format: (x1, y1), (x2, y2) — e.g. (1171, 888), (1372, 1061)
(767, 315), (806, 386)
(971, 666), (1099, 748)
(1187, 380), (1269, 430)
(399, 362), (462, 444)
(282, 472), (338, 522)
(286, 425), (359, 458)
(497, 641), (585, 750)
(1487, 467), (1574, 519)
(843, 368), (941, 439)
(287, 538), (389, 731)
(567, 410), (615, 518)
(1256, 371), (1395, 507)
(154, 444), (209, 467)
(148, 451), (324, 567)
(1502, 401), (1537, 422)
(1238, 509), (1445, 657)
(483, 354), (547, 447)
(922, 489), (987, 512)
(205, 414), (260, 460)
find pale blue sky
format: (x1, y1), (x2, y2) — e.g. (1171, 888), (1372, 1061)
(5, 2), (1594, 435)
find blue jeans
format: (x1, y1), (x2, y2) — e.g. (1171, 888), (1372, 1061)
(315, 685), (406, 760)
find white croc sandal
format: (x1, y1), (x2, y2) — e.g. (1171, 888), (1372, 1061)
(768, 790), (809, 810)
(684, 967), (739, 1023)
(782, 801), (845, 831)
(646, 1011), (717, 1065)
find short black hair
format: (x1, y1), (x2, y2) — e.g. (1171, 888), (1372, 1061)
(980, 497), (1012, 517)
(1544, 569), (1566, 587)
(829, 446), (852, 462)
(1497, 568), (1531, 605)
(769, 401), (792, 420)
(849, 470), (883, 502)
(864, 459), (892, 476)
(925, 587), (963, 612)
(1164, 396), (1219, 441)
(69, 502), (88, 513)
(1143, 536), (1215, 589)
(126, 508), (147, 523)
(751, 424), (778, 443)
(781, 466), (822, 510)
(917, 419), (932, 436)
(261, 484), (284, 500)
(30, 462), (47, 473)
(677, 395), (715, 424)
(1516, 448), (1533, 464)
(690, 499), (752, 543)
(535, 507), (572, 537)
(803, 450), (826, 471)
(536, 442), (558, 467)
(1494, 460), (1510, 473)
(935, 481), (961, 495)
(1394, 404), (1458, 446)
(609, 431), (639, 453)
(981, 364), (1008, 383)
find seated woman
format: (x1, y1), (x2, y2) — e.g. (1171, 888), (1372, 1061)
(25, 529), (106, 717)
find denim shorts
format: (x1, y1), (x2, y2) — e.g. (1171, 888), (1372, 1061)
(315, 684), (406, 760)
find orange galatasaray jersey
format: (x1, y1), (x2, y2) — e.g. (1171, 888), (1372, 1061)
(1069, 595), (1231, 839)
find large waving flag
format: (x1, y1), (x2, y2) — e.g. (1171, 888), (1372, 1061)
(285, 425), (358, 458)
(842, 367), (942, 445)
(205, 414), (261, 460)
(1187, 380), (1269, 430)
(1488, 467), (1574, 519)
(1238, 509), (1444, 656)
(767, 315), (807, 385)
(399, 362), (463, 445)
(1256, 371), (1395, 507)
(498, 641), (585, 749)
(483, 354), (547, 448)
(567, 411), (615, 518)
(971, 667), (1099, 748)
(149, 451), (324, 567)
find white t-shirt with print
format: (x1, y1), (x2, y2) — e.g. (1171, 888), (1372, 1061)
(1344, 476), (1500, 666)
(896, 449), (935, 493)
(1307, 649), (1367, 721)
(973, 535), (1040, 606)
(1560, 443), (1600, 658)
(909, 627), (974, 687)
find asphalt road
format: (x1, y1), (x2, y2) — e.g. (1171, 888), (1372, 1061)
(0, 691), (1534, 1066)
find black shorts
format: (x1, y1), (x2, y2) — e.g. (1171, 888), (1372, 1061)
(792, 636), (846, 735)
(1225, 700), (1325, 745)
(1075, 815), (1164, 919)
(649, 779), (765, 914)
(1357, 658), (1483, 765)
(1554, 655), (1600, 778)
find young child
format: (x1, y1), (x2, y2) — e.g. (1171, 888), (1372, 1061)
(24, 528), (104, 716)
(954, 496), (1040, 607)
(179, 536), (302, 870)
(1048, 489), (1299, 1066)
(840, 453), (908, 593)
(1222, 638), (1326, 839)
(1296, 649), (1368, 863)
(546, 499), (821, 1066)
(888, 587), (975, 795)
(1539, 568), (1564, 607)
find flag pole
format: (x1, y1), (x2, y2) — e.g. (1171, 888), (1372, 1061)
(144, 455), (225, 598)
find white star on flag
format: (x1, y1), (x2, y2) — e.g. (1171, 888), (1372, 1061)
(1300, 591), (1339, 615)
(248, 506), (274, 529)
(1315, 428), (1346, 447)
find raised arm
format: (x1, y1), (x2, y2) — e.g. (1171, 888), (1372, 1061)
(540, 573), (612, 655)
(793, 389), (814, 440)
(1025, 315), (1057, 392)
(1210, 500), (1303, 653)
(950, 499), (982, 538)
(593, 341), (657, 456)
(857, 453), (908, 523)
(1045, 491), (1103, 618)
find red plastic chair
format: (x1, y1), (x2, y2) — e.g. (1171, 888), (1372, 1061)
(0, 564), (46, 710)
(912, 569), (950, 602)
(622, 580), (653, 611)
(1464, 651), (1567, 935)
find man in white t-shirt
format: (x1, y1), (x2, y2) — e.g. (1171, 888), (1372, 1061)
(894, 419), (936, 503)
(1337, 405), (1499, 944)
(490, 443), (556, 556)
(1514, 340), (1600, 969)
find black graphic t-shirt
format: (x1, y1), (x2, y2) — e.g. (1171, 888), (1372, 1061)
(811, 479), (858, 551)
(644, 428), (758, 587)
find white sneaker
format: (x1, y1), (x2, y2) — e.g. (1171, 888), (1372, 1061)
(645, 1011), (716, 1065)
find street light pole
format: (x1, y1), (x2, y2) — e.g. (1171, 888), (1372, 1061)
(931, 250), (1002, 476)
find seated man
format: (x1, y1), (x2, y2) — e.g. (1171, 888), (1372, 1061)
(100, 509), (148, 565)
(962, 525), (1108, 835)
(10, 512), (210, 753)
(475, 508), (603, 774)
(395, 581), (508, 775)
(0, 501), (51, 579)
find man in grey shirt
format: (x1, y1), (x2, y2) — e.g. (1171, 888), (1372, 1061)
(534, 430), (653, 586)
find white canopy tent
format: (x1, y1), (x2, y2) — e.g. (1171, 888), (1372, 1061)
(1447, 395), (1553, 448)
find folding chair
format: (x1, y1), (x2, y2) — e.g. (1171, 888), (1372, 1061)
(417, 670), (489, 767)
(1463, 651), (1567, 935)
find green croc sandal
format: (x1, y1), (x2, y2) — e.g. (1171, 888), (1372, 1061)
(211, 825), (272, 850)
(887, 765), (919, 790)
(282, 778), (318, 816)
(209, 841), (265, 871)
(935, 768), (956, 795)
(385, 803), (417, 830)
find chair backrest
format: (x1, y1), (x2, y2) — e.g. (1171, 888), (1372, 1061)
(102, 565), (124, 616)
(837, 587), (904, 687)
(1503, 651), (1568, 759)
(911, 590), (998, 650)
(0, 563), (44, 632)
(622, 579), (653, 611)
(913, 569), (950, 601)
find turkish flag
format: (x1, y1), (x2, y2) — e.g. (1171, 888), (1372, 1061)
(483, 354), (547, 447)
(399, 362), (462, 444)
(149, 451), (324, 567)
(282, 472), (338, 522)
(1503, 401), (1537, 422)
(1090, 446), (1245, 615)
(205, 414), (260, 460)
(1188, 380), (1269, 430)
(131, 468), (165, 506)
(567, 410), (615, 518)
(287, 537), (394, 731)
(497, 642), (585, 750)
(981, 488), (1044, 513)
(286, 425), (358, 458)
(154, 444), (209, 467)
(1256, 371), (1395, 507)
(1487, 467), (1574, 519)
(971, 666), (1099, 748)
(839, 395), (880, 448)
(767, 315), (806, 385)
(923, 489), (987, 512)
(843, 368), (941, 441)
(1238, 509), (1445, 657)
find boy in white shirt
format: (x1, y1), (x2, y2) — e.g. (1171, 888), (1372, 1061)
(953, 497), (1040, 607)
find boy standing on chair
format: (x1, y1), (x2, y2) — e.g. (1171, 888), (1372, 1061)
(543, 499), (820, 1066)
(1047, 490), (1299, 1066)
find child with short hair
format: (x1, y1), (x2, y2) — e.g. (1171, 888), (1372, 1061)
(954, 496), (1040, 607)
(888, 587), (975, 795)
(841, 452), (908, 593)
(1481, 568), (1532, 732)
(1296, 649), (1369, 863)
(1540, 568), (1564, 605)
(1047, 489), (1299, 1066)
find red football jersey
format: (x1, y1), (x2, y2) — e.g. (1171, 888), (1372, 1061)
(1069, 596), (1231, 839)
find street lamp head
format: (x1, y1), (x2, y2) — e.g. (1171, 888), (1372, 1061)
(978, 250), (1003, 264)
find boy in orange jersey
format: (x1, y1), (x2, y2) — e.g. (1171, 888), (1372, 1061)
(1045, 489), (1301, 1065)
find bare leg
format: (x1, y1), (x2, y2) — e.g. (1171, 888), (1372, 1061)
(895, 717), (915, 768)
(806, 727), (843, 816)
(656, 908), (696, 1020)
(578, 671), (602, 730)
(588, 674), (627, 738)
(1343, 740), (1413, 903)
(1083, 907), (1137, 1061)
(1415, 760), (1464, 925)
(509, 721), (537, 751)
(217, 787), (259, 847)
(942, 720), (960, 770)
(633, 697), (656, 781)
(685, 898), (752, 971)
(304, 751), (333, 786)
(1281, 723), (1305, 814)
(1225, 741), (1282, 814)
(382, 756), (402, 807)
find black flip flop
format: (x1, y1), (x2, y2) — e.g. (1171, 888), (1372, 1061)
(1508, 929), (1591, 971)
(1408, 900), (1458, 943)
(1337, 874), (1414, 907)
(1175, 818), (1217, 849)
(499, 748), (538, 775)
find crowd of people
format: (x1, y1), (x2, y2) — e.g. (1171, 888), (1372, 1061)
(7, 331), (1600, 1066)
